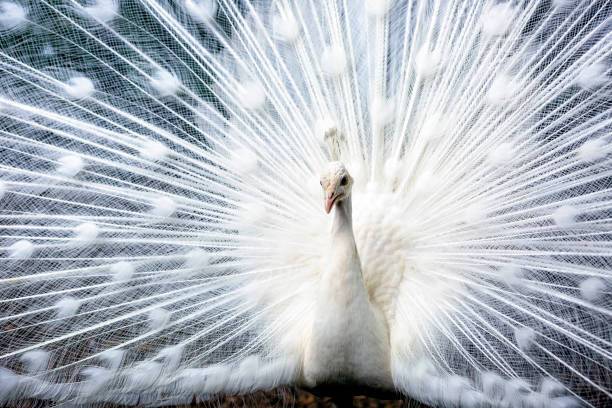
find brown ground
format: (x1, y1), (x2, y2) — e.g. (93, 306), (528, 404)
(183, 389), (426, 408)
(15, 389), (426, 408)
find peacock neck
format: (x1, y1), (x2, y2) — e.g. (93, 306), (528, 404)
(331, 197), (354, 240)
(330, 196), (363, 280)
(324, 195), (365, 298)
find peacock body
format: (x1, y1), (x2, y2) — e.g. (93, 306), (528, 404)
(0, 0), (610, 407)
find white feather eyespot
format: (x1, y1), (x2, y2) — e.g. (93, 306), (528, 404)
(321, 46), (348, 76)
(98, 349), (125, 370)
(481, 3), (515, 37)
(365, 0), (392, 17)
(110, 261), (135, 282)
(230, 147), (258, 175)
(0, 367), (20, 398)
(577, 139), (608, 162)
(80, 367), (114, 396)
(552, 205), (579, 227)
(370, 96), (395, 126)
(415, 46), (442, 78)
(148, 308), (170, 331)
(540, 377), (565, 397)
(505, 378), (531, 395)
(183, 0), (217, 23)
(499, 264), (524, 288)
(419, 113), (447, 140)
(55, 296), (82, 319)
(445, 375), (471, 403)
(150, 69), (181, 96)
(20, 350), (50, 374)
(149, 196), (177, 219)
(139, 139), (169, 161)
(8, 240), (34, 259)
(0, 180), (6, 200)
(487, 142), (516, 167)
(481, 371), (503, 397)
(63, 76), (95, 99)
(199, 364), (232, 393)
(155, 345), (184, 372)
(125, 361), (162, 390)
(486, 75), (520, 105)
(460, 391), (485, 407)
(575, 63), (608, 89)
(56, 154), (84, 177)
(236, 81), (266, 110)
(514, 326), (536, 350)
(0, 2), (27, 31)
(81, 0), (118, 23)
(74, 222), (99, 243)
(273, 12), (300, 43)
(579, 277), (605, 302)
(184, 248), (211, 270)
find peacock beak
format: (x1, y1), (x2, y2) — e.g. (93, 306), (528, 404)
(324, 191), (337, 214)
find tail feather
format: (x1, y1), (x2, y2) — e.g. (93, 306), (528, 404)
(0, 0), (610, 406)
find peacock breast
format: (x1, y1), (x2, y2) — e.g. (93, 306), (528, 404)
(353, 192), (413, 325)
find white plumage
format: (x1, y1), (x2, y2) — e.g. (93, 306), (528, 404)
(0, 1), (610, 407)
(0, 1), (26, 31)
(7, 240), (34, 259)
(54, 296), (82, 319)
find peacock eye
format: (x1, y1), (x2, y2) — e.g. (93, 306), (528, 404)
(340, 176), (348, 186)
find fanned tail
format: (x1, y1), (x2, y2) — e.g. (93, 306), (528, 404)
(0, 0), (610, 407)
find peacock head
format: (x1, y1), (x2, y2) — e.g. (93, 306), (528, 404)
(320, 161), (353, 214)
